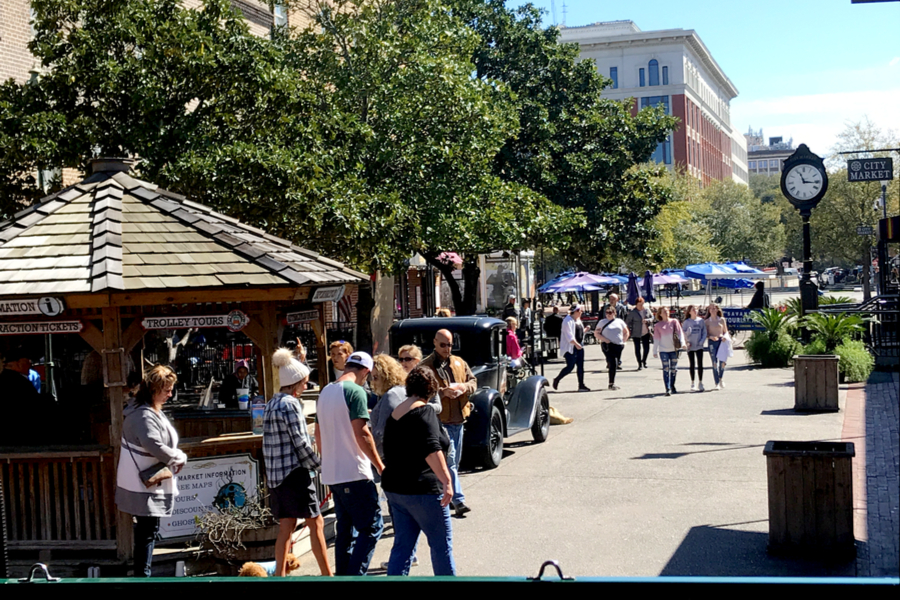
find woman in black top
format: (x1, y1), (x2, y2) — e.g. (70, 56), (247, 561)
(382, 367), (455, 576)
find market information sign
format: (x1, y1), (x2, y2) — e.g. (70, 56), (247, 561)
(159, 454), (260, 539)
(286, 309), (318, 324)
(857, 225), (874, 236)
(722, 308), (764, 332)
(311, 285), (345, 303)
(848, 158), (894, 182)
(0, 296), (65, 317)
(0, 320), (83, 335)
(142, 310), (250, 332)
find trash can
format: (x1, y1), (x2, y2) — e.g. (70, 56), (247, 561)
(763, 441), (855, 559)
(793, 355), (840, 412)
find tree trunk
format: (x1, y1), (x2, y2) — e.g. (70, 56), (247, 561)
(423, 254), (481, 316)
(355, 280), (375, 353)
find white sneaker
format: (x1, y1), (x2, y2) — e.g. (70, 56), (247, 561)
(698, 382), (705, 392)
(715, 383), (721, 391)
(690, 383), (697, 392)
(719, 381), (725, 389)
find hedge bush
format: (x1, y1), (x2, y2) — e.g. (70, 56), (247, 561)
(745, 331), (802, 368)
(801, 337), (874, 383)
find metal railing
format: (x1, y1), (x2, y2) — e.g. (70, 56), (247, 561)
(818, 294), (899, 369)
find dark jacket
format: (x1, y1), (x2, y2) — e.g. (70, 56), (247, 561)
(544, 314), (564, 338)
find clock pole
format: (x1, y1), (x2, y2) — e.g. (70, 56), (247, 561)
(780, 144), (829, 330)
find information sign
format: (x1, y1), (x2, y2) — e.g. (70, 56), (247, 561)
(0, 297), (65, 317)
(159, 454), (260, 539)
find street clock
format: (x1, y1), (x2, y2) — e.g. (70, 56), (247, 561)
(780, 144), (828, 213)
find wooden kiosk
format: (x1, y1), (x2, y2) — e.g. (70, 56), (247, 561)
(0, 159), (367, 568)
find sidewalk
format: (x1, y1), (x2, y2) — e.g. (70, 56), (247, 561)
(290, 345), (897, 578)
(845, 371), (899, 577)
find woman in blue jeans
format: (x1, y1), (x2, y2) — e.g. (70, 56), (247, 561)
(382, 367), (455, 576)
(652, 306), (686, 396)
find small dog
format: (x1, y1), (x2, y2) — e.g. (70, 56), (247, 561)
(238, 553), (301, 577)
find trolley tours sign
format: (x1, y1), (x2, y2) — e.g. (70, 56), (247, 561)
(142, 310), (250, 332)
(0, 320), (83, 335)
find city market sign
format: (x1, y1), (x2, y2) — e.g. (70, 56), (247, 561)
(142, 310), (250, 332)
(0, 297), (65, 317)
(0, 320), (83, 335)
(848, 158), (894, 182)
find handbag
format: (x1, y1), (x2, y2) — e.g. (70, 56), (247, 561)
(126, 441), (173, 488)
(598, 320), (613, 353)
(672, 323), (682, 351)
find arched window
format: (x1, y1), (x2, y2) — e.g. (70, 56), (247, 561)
(648, 60), (659, 86)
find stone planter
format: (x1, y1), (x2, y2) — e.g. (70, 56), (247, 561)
(793, 354), (840, 412)
(763, 441), (855, 559)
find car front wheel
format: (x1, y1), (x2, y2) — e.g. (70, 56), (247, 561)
(476, 403), (504, 470)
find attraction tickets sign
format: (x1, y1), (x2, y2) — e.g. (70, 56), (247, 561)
(142, 309), (250, 332)
(0, 297), (66, 317)
(0, 320), (83, 335)
(159, 454), (260, 539)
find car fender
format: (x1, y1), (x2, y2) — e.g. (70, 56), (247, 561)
(505, 375), (548, 436)
(463, 387), (505, 451)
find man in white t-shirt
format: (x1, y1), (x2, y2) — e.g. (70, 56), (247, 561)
(315, 351), (385, 576)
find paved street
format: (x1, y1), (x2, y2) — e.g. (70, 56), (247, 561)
(294, 339), (898, 578)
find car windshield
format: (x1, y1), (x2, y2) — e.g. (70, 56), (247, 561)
(392, 328), (497, 366)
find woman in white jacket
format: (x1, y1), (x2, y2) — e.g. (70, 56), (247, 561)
(552, 304), (589, 392)
(115, 365), (187, 577)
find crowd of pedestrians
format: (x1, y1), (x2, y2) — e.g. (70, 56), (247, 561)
(262, 329), (475, 578)
(547, 297), (733, 397)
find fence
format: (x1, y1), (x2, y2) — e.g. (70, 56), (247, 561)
(818, 294), (899, 370)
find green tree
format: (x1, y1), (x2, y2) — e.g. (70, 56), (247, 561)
(286, 0), (580, 313)
(644, 171), (718, 270)
(448, 0), (677, 272)
(699, 179), (785, 265)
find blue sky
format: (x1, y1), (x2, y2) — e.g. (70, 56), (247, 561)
(508, 0), (900, 156)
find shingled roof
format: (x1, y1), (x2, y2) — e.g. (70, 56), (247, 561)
(0, 160), (368, 297)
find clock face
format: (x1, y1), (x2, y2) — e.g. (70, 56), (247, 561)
(785, 164), (824, 201)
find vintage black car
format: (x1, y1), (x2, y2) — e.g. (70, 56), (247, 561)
(389, 316), (550, 469)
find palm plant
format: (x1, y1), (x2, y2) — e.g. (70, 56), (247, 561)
(802, 312), (871, 353)
(783, 297), (803, 319)
(750, 307), (797, 339)
(819, 295), (855, 306)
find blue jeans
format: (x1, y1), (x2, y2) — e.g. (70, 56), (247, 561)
(659, 351), (679, 392)
(708, 340), (725, 384)
(133, 516), (159, 577)
(445, 424), (465, 506)
(331, 479), (384, 575)
(385, 492), (456, 576)
(556, 347), (585, 387)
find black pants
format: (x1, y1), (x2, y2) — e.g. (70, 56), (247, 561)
(603, 344), (624, 384)
(687, 349), (705, 382)
(632, 335), (651, 365)
(134, 515), (160, 577)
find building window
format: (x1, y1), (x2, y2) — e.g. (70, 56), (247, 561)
(662, 66), (668, 85)
(609, 67), (618, 89)
(749, 161), (756, 169)
(639, 68), (645, 87)
(273, 3), (288, 28)
(648, 60), (659, 86)
(641, 96), (672, 165)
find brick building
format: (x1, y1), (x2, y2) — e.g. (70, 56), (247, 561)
(559, 20), (743, 186)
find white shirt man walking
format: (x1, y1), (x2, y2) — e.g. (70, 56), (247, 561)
(316, 351), (385, 575)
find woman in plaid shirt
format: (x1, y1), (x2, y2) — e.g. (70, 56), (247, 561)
(264, 348), (333, 576)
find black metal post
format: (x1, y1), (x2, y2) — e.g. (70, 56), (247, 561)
(799, 211), (819, 342)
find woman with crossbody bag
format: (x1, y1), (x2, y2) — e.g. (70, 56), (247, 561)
(652, 306), (686, 396)
(115, 365), (187, 577)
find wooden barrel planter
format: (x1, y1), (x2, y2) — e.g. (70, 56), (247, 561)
(763, 441), (855, 560)
(793, 354), (840, 412)
(210, 524), (279, 576)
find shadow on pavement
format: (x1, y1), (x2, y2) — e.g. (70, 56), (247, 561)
(659, 524), (857, 577)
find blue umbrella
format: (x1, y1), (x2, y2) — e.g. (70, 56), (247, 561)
(626, 272), (640, 305)
(642, 270), (657, 303)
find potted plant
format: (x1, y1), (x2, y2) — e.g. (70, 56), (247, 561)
(745, 308), (801, 368)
